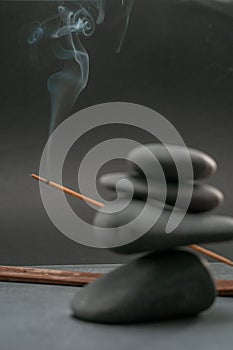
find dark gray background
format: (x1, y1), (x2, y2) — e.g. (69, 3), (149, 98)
(1, 0), (233, 265)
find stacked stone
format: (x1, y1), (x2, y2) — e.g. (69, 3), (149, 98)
(72, 144), (233, 324)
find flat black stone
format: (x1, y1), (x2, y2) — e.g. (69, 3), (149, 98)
(128, 144), (217, 181)
(71, 250), (216, 324)
(94, 199), (233, 254)
(100, 172), (223, 212)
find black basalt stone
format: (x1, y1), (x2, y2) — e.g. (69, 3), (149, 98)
(94, 199), (233, 254)
(71, 250), (216, 324)
(100, 172), (223, 212)
(128, 144), (217, 181)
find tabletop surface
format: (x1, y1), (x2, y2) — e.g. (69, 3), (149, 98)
(0, 263), (233, 350)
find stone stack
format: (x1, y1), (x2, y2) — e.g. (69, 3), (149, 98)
(72, 144), (233, 324)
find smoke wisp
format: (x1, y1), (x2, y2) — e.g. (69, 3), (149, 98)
(25, 0), (134, 134)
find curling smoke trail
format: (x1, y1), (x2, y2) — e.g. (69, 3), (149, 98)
(47, 5), (93, 134)
(117, 0), (134, 53)
(26, 0), (134, 135)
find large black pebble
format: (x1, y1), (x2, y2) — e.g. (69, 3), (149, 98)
(100, 172), (223, 212)
(94, 199), (233, 254)
(71, 250), (216, 324)
(128, 144), (217, 181)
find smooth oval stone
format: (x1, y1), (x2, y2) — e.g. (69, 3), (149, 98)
(128, 144), (217, 181)
(71, 250), (216, 324)
(100, 172), (223, 212)
(94, 199), (233, 254)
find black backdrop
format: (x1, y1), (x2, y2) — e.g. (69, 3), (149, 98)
(1, 0), (233, 265)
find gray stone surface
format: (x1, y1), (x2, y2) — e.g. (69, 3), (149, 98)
(71, 251), (216, 324)
(94, 199), (233, 254)
(128, 144), (217, 181)
(0, 264), (232, 350)
(100, 172), (223, 212)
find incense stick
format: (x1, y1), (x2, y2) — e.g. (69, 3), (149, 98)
(216, 280), (233, 296)
(31, 174), (104, 208)
(0, 265), (102, 286)
(0, 265), (232, 296)
(31, 174), (233, 267)
(190, 244), (233, 267)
